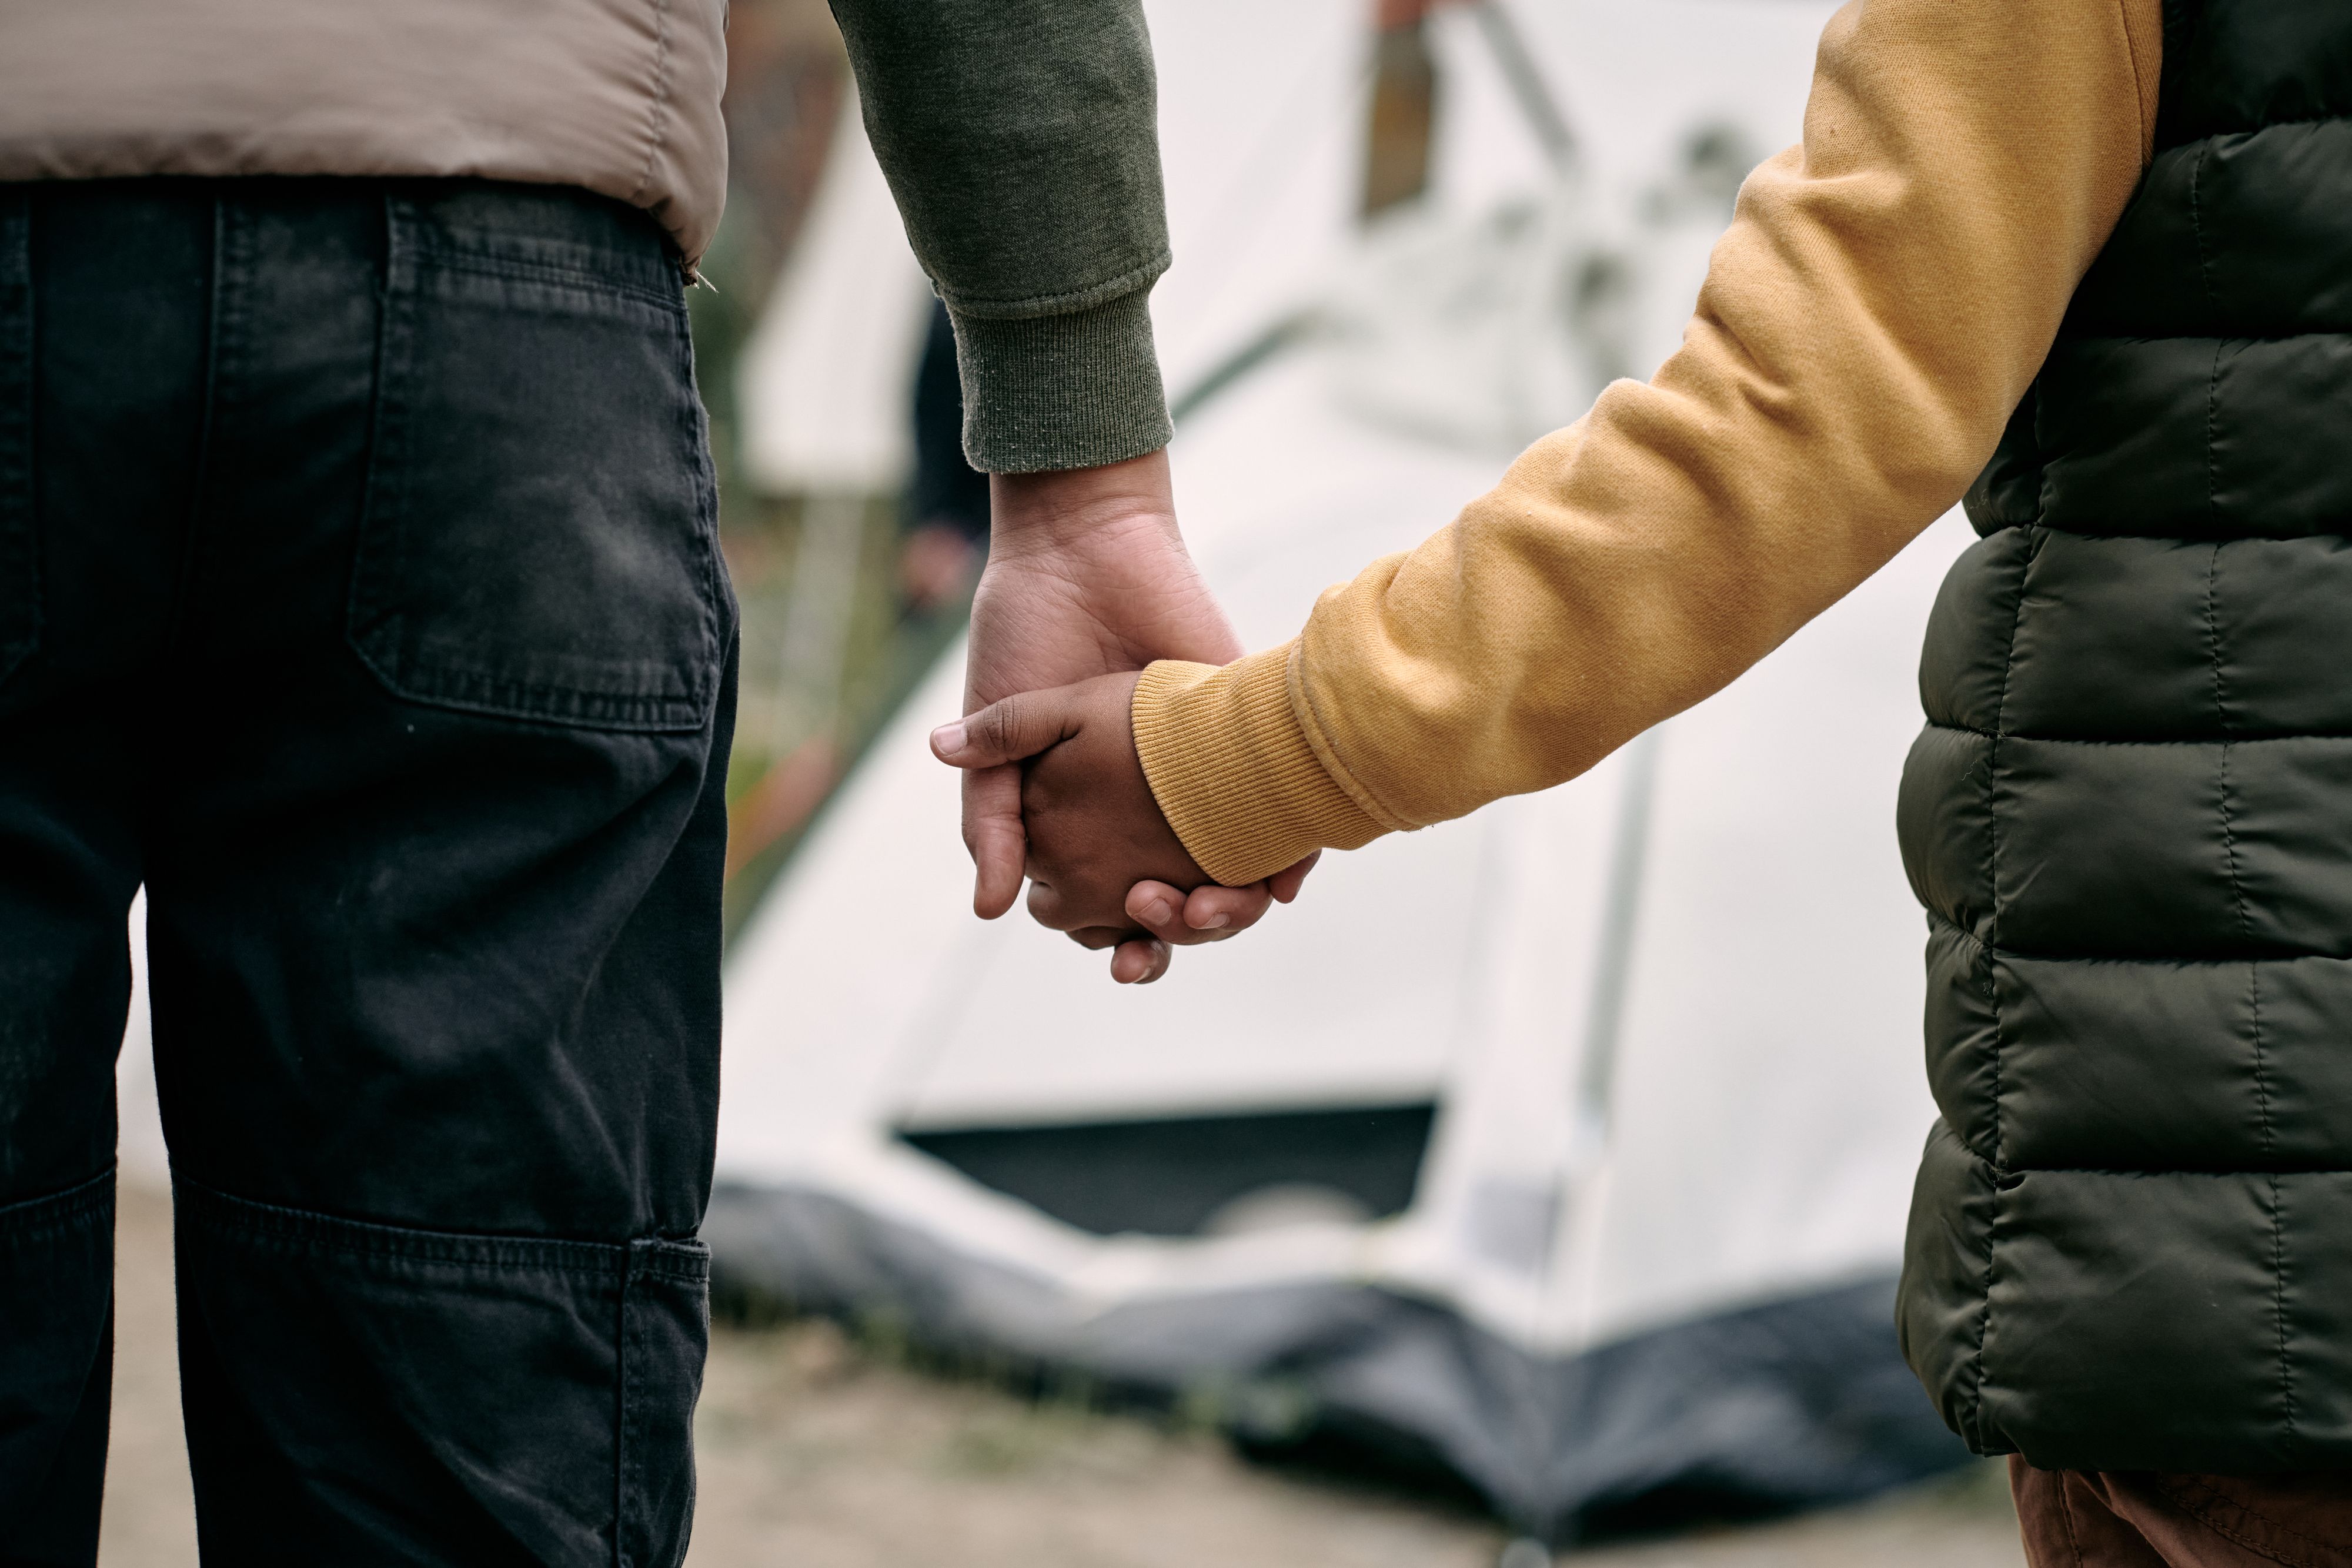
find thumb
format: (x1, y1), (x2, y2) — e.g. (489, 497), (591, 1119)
(930, 689), (1076, 770)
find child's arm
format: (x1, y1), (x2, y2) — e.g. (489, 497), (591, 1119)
(1134, 0), (2164, 890)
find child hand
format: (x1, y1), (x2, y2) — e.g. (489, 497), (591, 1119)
(930, 671), (1202, 938)
(930, 673), (1302, 983)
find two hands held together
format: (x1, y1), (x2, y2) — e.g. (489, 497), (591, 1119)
(932, 669), (1260, 983)
(932, 449), (1312, 985)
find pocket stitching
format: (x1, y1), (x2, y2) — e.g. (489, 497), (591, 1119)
(416, 246), (686, 319)
(347, 198), (722, 735)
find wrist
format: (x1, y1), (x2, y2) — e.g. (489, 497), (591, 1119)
(988, 447), (1177, 559)
(1132, 647), (1385, 886)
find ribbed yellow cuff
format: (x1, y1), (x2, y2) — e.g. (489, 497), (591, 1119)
(1130, 646), (1385, 887)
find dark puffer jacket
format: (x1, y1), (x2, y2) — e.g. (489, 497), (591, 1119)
(1896, 0), (2352, 1470)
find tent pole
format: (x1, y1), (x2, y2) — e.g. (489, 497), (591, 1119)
(1572, 724), (1663, 1152)
(1468, 0), (1577, 172)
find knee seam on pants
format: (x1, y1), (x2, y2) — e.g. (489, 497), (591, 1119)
(0, 1166), (113, 1243)
(174, 1175), (709, 1284)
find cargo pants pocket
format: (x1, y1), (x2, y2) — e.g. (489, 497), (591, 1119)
(173, 1179), (710, 1565)
(0, 1171), (113, 1555)
(0, 192), (36, 698)
(349, 196), (724, 734)
(619, 1238), (710, 1568)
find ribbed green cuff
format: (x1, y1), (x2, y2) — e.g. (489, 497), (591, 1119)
(947, 289), (1172, 474)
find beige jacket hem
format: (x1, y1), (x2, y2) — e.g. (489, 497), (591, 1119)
(0, 0), (729, 263)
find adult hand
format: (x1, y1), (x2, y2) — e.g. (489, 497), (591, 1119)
(964, 447), (1313, 975)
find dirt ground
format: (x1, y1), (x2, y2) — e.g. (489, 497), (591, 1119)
(98, 1183), (2024, 1567)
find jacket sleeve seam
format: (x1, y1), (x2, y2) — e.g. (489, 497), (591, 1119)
(937, 251), (1171, 322)
(1284, 643), (1417, 836)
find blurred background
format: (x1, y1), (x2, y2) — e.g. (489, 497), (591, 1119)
(102, 1), (2030, 1563)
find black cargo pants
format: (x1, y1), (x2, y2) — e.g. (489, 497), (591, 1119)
(0, 180), (734, 1565)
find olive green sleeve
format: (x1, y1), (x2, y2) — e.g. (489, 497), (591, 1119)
(827, 0), (1173, 474)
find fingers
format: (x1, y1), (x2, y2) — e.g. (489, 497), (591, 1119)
(931, 688), (1076, 771)
(1110, 935), (1171, 985)
(1065, 925), (1172, 984)
(1032, 878), (1156, 939)
(963, 765), (1027, 919)
(1122, 880), (1271, 945)
(1121, 880), (1189, 938)
(937, 683), (1094, 922)
(1184, 881), (1274, 934)
(1267, 851), (1321, 904)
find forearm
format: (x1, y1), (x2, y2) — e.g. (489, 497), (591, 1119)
(1137, 0), (2161, 886)
(828, 0), (1173, 473)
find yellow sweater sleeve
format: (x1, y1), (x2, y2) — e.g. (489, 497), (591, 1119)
(1134, 0), (2163, 888)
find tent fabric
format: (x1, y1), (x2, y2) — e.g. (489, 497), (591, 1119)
(706, 1183), (1953, 1542)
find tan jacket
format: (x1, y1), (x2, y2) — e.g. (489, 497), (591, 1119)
(1134, 0), (2165, 886)
(0, 0), (728, 262)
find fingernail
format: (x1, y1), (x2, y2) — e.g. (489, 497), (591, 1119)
(1142, 899), (1173, 926)
(931, 721), (967, 757)
(1201, 912), (1231, 930)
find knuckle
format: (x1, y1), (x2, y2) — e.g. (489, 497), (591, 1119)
(978, 694), (1022, 755)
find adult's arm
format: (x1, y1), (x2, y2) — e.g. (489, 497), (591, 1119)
(829, 0), (1172, 475)
(831, 0), (1302, 972)
(1130, 0), (2164, 886)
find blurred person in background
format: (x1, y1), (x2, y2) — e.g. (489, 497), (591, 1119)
(899, 301), (990, 613)
(0, 2), (1299, 1561)
(932, 0), (2352, 1561)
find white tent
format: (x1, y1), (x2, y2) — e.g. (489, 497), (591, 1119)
(711, 0), (1973, 1541)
